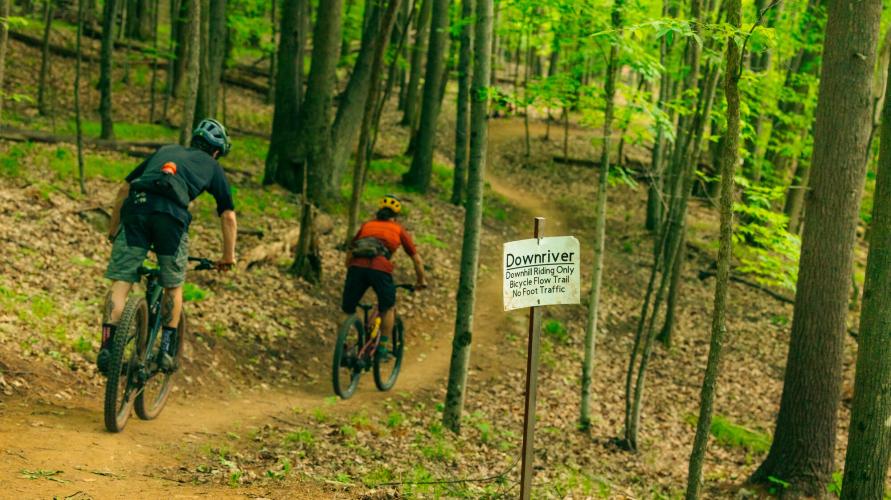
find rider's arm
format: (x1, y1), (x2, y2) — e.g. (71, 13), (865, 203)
(220, 210), (237, 265)
(411, 253), (427, 288)
(400, 227), (426, 288)
(108, 183), (129, 241)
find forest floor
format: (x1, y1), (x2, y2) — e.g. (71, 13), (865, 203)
(0, 33), (878, 499)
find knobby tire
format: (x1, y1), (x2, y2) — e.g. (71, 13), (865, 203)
(373, 317), (404, 391)
(332, 315), (363, 399)
(103, 296), (146, 432)
(135, 309), (185, 420)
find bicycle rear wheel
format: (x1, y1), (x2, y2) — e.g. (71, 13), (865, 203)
(374, 317), (404, 391)
(332, 315), (363, 399)
(135, 306), (185, 421)
(104, 296), (146, 433)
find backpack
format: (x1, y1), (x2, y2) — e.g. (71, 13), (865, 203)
(129, 154), (191, 209)
(351, 237), (392, 259)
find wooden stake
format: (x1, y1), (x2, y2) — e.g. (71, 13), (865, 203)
(520, 216), (544, 500)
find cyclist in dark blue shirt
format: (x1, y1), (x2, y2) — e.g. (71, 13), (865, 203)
(100, 119), (238, 374)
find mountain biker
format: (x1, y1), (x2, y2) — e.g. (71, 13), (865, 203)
(342, 195), (427, 350)
(99, 118), (238, 374)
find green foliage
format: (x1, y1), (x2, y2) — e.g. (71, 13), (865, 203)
(283, 428), (315, 447)
(827, 471), (843, 497)
(543, 319), (570, 345)
(767, 475), (790, 495)
(183, 283), (210, 302)
(551, 466), (612, 498)
(363, 466), (394, 487)
(386, 411), (406, 428)
(686, 414), (771, 454)
(733, 177), (800, 291)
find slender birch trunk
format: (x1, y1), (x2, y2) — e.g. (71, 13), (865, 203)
(442, 0), (493, 433)
(580, 0), (623, 431)
(684, 0), (741, 494)
(75, 0), (87, 194)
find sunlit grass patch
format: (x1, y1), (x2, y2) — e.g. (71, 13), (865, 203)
(685, 414), (771, 454)
(183, 282), (210, 302)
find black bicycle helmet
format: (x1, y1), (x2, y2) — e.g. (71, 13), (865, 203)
(192, 118), (232, 157)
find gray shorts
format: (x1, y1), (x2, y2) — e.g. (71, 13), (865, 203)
(105, 226), (189, 288)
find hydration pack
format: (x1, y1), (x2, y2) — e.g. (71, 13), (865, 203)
(351, 237), (392, 259)
(129, 153), (191, 208)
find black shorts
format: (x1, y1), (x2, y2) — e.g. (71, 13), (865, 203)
(121, 212), (186, 256)
(341, 266), (396, 314)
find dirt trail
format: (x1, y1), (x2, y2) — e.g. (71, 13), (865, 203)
(0, 118), (570, 498)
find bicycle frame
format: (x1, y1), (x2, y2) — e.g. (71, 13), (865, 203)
(356, 307), (382, 361)
(140, 268), (166, 367)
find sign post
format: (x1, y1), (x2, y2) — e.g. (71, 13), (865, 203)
(505, 218), (580, 500)
(519, 217), (544, 500)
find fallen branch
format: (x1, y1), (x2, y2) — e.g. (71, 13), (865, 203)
(0, 126), (162, 157)
(10, 29), (269, 94)
(552, 156), (648, 179)
(698, 269), (794, 304)
(237, 227), (264, 238)
(238, 214), (333, 271)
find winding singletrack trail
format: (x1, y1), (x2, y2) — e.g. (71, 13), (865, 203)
(0, 118), (573, 498)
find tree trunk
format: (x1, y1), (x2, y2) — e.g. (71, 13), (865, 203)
(124, 0), (151, 40)
(99, 0), (118, 140)
(178, 0), (200, 146)
(0, 0), (8, 126)
(287, 0), (343, 202)
(684, 0), (740, 495)
(328, 1), (386, 201)
(340, 0), (356, 60)
(291, 165), (322, 283)
(751, 0), (881, 494)
(386, 0), (416, 111)
(766, 0), (824, 184)
(657, 51), (721, 348)
(401, 0), (431, 126)
(450, 0), (474, 205)
(75, 0), (87, 194)
(172, 0), (188, 95)
(162, 0), (182, 119)
(523, 34), (531, 159)
(442, 0), (492, 434)
(264, 0), (308, 186)
(580, 0), (622, 432)
(37, 0), (54, 116)
(345, 0), (403, 245)
(401, 0), (450, 192)
(840, 45), (891, 500)
(195, 0), (226, 125)
(623, 0), (703, 452)
(147, 0), (159, 122)
(646, 0), (673, 232)
(489, 0), (499, 84)
(784, 152), (809, 233)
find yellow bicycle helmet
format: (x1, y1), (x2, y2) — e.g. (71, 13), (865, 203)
(379, 194), (402, 214)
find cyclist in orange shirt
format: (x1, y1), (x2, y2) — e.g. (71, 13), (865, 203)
(342, 195), (427, 348)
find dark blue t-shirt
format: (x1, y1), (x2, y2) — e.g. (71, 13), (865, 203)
(124, 144), (235, 227)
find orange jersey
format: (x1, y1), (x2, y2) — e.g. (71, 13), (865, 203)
(349, 220), (417, 274)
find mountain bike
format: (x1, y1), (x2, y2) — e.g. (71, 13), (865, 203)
(103, 257), (215, 432)
(332, 284), (414, 399)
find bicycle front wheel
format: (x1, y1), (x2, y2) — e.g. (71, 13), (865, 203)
(104, 296), (146, 433)
(332, 315), (363, 399)
(135, 307), (185, 421)
(374, 317), (404, 391)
